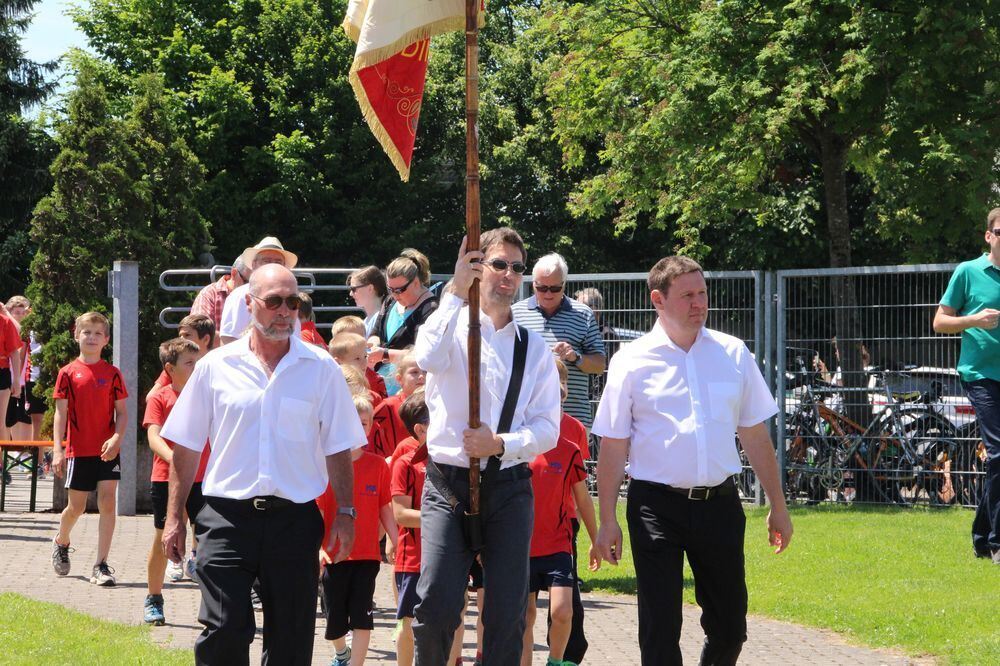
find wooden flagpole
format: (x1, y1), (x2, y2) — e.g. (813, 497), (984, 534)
(465, 0), (483, 515)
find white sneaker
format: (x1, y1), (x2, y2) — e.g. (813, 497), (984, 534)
(166, 558), (184, 582)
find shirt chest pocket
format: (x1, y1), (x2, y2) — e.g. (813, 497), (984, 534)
(707, 382), (740, 423)
(280, 397), (315, 442)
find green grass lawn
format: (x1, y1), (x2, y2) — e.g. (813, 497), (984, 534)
(0, 593), (190, 665)
(577, 503), (999, 665)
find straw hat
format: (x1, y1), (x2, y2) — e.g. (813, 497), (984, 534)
(239, 236), (298, 270)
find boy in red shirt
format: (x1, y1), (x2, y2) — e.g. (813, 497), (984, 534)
(317, 395), (398, 666)
(51, 312), (128, 586)
(297, 291), (327, 347)
(332, 315), (387, 399)
(368, 350), (425, 458)
(142, 337), (212, 625)
(330, 332), (384, 409)
(522, 360), (600, 666)
(0, 302), (24, 442)
(146, 313), (215, 401)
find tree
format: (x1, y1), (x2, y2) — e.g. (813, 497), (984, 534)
(26, 58), (209, 402)
(539, 0), (999, 267)
(0, 0), (57, 293)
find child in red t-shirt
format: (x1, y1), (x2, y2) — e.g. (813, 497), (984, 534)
(0, 303), (24, 441)
(51, 312), (128, 587)
(368, 351), (426, 458)
(297, 291), (327, 347)
(330, 332), (384, 409)
(146, 313), (215, 401)
(141, 337), (212, 625)
(317, 395), (398, 666)
(522, 360), (601, 666)
(331, 316), (387, 399)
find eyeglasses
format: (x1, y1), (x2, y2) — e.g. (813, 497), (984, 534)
(533, 283), (564, 294)
(250, 293), (302, 311)
(387, 277), (415, 295)
(348, 284), (367, 293)
(485, 259), (526, 274)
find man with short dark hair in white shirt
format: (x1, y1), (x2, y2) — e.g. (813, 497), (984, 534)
(412, 228), (561, 666)
(592, 255), (792, 666)
(161, 264), (366, 666)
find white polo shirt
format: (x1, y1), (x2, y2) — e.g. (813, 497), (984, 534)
(592, 322), (777, 488)
(414, 292), (561, 469)
(219, 284), (301, 340)
(161, 335), (366, 502)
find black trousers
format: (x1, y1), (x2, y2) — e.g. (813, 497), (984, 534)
(963, 379), (1000, 554)
(193, 497), (324, 666)
(627, 480), (747, 666)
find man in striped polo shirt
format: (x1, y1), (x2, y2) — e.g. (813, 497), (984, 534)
(513, 253), (606, 433)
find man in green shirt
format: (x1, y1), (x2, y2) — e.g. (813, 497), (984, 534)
(934, 207), (1000, 564)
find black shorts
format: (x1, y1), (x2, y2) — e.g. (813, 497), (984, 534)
(468, 558), (483, 590)
(528, 552), (575, 593)
(322, 560), (380, 639)
(23, 381), (46, 415)
(395, 571), (421, 619)
(65, 455), (120, 492)
(0, 367), (10, 391)
(150, 481), (206, 530)
(5, 390), (27, 427)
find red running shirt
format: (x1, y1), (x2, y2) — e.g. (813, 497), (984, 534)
(528, 430), (586, 558)
(142, 386), (211, 483)
(300, 321), (326, 348)
(53, 359), (128, 458)
(366, 367), (387, 399)
(390, 444), (427, 573)
(390, 436), (419, 471)
(559, 412), (590, 519)
(317, 451), (391, 562)
(368, 394), (407, 457)
(0, 316), (20, 369)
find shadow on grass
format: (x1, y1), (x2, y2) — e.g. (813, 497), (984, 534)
(581, 575), (695, 596)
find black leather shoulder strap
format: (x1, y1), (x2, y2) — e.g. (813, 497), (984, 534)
(485, 324), (530, 478)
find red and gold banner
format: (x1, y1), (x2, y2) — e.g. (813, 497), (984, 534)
(343, 0), (485, 181)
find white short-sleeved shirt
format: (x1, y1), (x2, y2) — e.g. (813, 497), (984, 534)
(592, 322), (777, 488)
(219, 284), (301, 340)
(161, 335), (366, 502)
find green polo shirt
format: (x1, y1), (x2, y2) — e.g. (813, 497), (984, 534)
(940, 254), (1000, 382)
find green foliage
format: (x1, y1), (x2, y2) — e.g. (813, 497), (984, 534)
(539, 0), (1000, 268)
(0, 0), (57, 293)
(26, 58), (208, 404)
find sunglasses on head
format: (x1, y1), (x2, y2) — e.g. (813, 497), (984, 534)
(533, 283), (563, 294)
(250, 293), (302, 311)
(485, 259), (526, 274)
(387, 277), (415, 295)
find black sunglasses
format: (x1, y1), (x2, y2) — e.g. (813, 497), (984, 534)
(388, 277), (415, 295)
(485, 259), (526, 274)
(533, 283), (564, 294)
(250, 293), (302, 311)
(348, 284), (367, 293)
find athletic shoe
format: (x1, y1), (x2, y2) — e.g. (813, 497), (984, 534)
(51, 539), (72, 576)
(143, 594), (165, 625)
(91, 561), (116, 586)
(166, 558), (184, 582)
(992, 549), (1000, 565)
(185, 552), (197, 580)
(251, 587), (263, 611)
(330, 647), (351, 666)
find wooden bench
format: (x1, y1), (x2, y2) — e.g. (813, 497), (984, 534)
(0, 441), (52, 512)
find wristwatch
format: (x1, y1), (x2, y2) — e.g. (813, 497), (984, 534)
(571, 350), (584, 367)
(337, 506), (357, 520)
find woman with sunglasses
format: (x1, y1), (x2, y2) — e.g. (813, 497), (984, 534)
(369, 249), (438, 396)
(347, 266), (388, 337)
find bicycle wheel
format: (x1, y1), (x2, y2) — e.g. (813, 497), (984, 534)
(865, 411), (958, 506)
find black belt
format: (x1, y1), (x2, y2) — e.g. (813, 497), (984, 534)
(209, 495), (298, 511)
(640, 476), (738, 501)
(434, 461), (532, 482)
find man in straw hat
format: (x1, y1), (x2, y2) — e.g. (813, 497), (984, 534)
(220, 237), (299, 344)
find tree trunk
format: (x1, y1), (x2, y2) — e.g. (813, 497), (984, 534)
(819, 129), (867, 426)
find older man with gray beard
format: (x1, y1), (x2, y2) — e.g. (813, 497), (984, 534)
(161, 264), (366, 665)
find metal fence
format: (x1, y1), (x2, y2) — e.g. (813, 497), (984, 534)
(158, 263), (985, 509)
